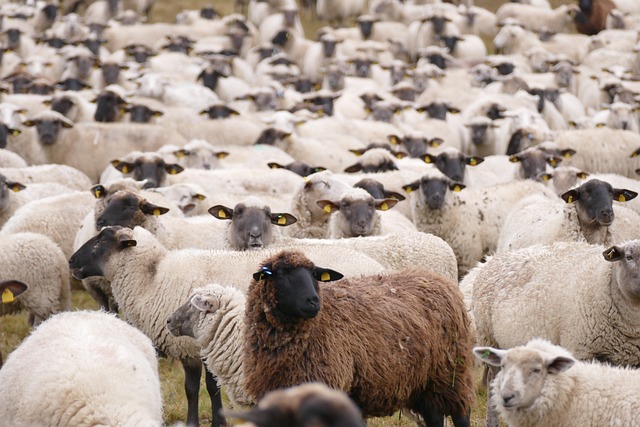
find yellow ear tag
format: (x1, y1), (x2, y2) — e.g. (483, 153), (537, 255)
(258, 273), (265, 281)
(270, 164), (279, 169)
(195, 194), (206, 201)
(2, 289), (15, 304)
(169, 168), (178, 175)
(453, 185), (462, 192)
(608, 250), (614, 259)
(153, 209), (161, 216)
(543, 175), (550, 181)
(121, 165), (129, 174)
(390, 136), (399, 145)
(469, 159), (477, 166)
(323, 205), (332, 213)
(549, 159), (557, 167)
(321, 272), (330, 281)
(405, 187), (413, 194)
(619, 195), (627, 202)
(218, 210), (227, 218)
(175, 151), (186, 158)
(564, 152), (572, 159)
(567, 196), (573, 203)
(277, 215), (286, 225)
(94, 189), (102, 198)
(380, 202), (389, 211)
(11, 185), (21, 192)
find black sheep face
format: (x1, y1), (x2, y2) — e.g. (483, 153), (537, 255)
(96, 192), (169, 229)
(69, 226), (136, 280)
(0, 173), (25, 208)
(42, 37), (66, 49)
(94, 91), (126, 122)
(562, 179), (637, 227)
(24, 117), (72, 146)
(404, 177), (463, 210)
(101, 63), (124, 85)
(111, 157), (182, 189)
(57, 78), (90, 91)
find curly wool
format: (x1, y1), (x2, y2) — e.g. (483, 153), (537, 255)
(244, 251), (475, 419)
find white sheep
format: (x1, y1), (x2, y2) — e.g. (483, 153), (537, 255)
(0, 149), (26, 168)
(495, 3), (578, 33)
(0, 164), (92, 191)
(497, 179), (640, 252)
(404, 168), (556, 276)
(149, 183), (211, 217)
(474, 338), (640, 427)
(0, 311), (163, 426)
(0, 232), (70, 326)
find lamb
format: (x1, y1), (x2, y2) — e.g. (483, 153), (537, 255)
(474, 339), (640, 427)
(0, 311), (163, 426)
(69, 225), (385, 427)
(0, 232), (70, 326)
(404, 168), (557, 276)
(225, 383), (363, 427)
(497, 179), (640, 252)
(317, 187), (416, 238)
(0, 191), (95, 259)
(242, 250), (474, 426)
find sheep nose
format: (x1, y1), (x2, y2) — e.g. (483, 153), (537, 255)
(501, 392), (518, 407)
(96, 218), (107, 228)
(306, 296), (320, 308)
(622, 121), (629, 130)
(249, 231), (261, 239)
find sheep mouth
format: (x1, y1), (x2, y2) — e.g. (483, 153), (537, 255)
(248, 243), (263, 249)
(70, 267), (86, 280)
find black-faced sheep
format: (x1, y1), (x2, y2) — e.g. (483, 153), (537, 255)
(243, 250), (474, 427)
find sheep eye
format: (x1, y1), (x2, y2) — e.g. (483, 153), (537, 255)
(626, 255), (633, 261)
(531, 368), (541, 374)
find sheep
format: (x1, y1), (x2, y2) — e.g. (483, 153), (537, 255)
(541, 128), (640, 178)
(317, 187), (416, 238)
(285, 170), (353, 238)
(470, 239), (640, 367)
(343, 147), (399, 173)
(225, 383), (364, 427)
(493, 24), (542, 56)
(0, 148), (26, 168)
(99, 150), (185, 188)
(495, 3), (579, 34)
(474, 338), (640, 427)
(0, 311), (163, 426)
(0, 164), (92, 191)
(404, 168), (557, 276)
(242, 250), (474, 426)
(465, 116), (501, 157)
(497, 179), (640, 252)
(149, 183), (211, 216)
(537, 165), (589, 195)
(0, 232), (70, 326)
(69, 225), (385, 427)
(317, 0), (366, 26)
(159, 139), (230, 171)
(0, 191), (94, 259)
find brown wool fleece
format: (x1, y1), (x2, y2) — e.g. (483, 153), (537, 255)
(244, 250), (475, 419)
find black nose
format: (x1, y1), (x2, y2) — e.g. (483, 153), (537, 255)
(307, 296), (320, 309)
(502, 393), (516, 406)
(96, 218), (107, 228)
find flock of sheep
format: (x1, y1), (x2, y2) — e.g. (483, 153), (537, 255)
(1, 0), (640, 425)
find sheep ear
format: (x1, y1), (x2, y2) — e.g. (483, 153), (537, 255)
(402, 181), (419, 193)
(140, 201), (170, 216)
(560, 149), (576, 159)
(112, 160), (134, 174)
(613, 189), (638, 203)
(545, 356), (575, 374)
(388, 135), (401, 145)
(603, 246), (624, 262)
(384, 190), (406, 201)
(313, 267), (344, 282)
(268, 162), (284, 169)
(270, 213), (297, 226)
(90, 184), (106, 198)
(0, 280), (28, 304)
(546, 155), (562, 167)
(561, 189), (578, 204)
(6, 181), (26, 192)
(316, 200), (339, 214)
(375, 198), (398, 211)
(422, 154), (435, 164)
(537, 173), (552, 182)
(449, 182), (465, 192)
(60, 119), (74, 129)
(344, 163), (363, 173)
(631, 148), (640, 158)
(208, 205), (233, 220)
(174, 149), (190, 158)
(465, 156), (484, 166)
(117, 234), (137, 249)
(252, 265), (273, 282)
(164, 164), (184, 175)
(576, 172), (589, 179)
(473, 346), (506, 367)
(349, 148), (365, 156)
(190, 294), (220, 313)
(215, 151), (229, 159)
(428, 138), (443, 147)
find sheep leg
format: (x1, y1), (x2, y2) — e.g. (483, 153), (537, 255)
(416, 401), (444, 427)
(205, 367), (227, 427)
(181, 358), (203, 427)
(484, 366), (499, 427)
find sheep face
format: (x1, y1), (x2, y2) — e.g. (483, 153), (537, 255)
(101, 63), (124, 86)
(166, 295), (199, 338)
(0, 123), (21, 149)
(509, 149), (561, 180)
(424, 151), (483, 183)
(354, 179), (405, 201)
(94, 91), (126, 123)
(474, 345), (575, 414)
(603, 242), (640, 301)
(96, 192), (169, 229)
(69, 226), (136, 279)
(23, 116), (72, 146)
(268, 161), (325, 177)
(318, 192), (397, 237)
(405, 177), (464, 210)
(174, 144), (228, 171)
(562, 179), (637, 227)
(127, 105), (163, 123)
(200, 105), (239, 120)
(111, 154), (183, 188)
(50, 96), (76, 118)
(209, 200), (297, 250)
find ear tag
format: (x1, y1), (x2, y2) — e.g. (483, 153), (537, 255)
(469, 158), (477, 166)
(258, 273), (265, 281)
(323, 205), (332, 214)
(380, 202), (389, 211)
(270, 164), (278, 169)
(153, 209), (161, 216)
(121, 165), (129, 174)
(481, 350), (491, 359)
(452, 185), (462, 192)
(10, 129), (20, 136)
(94, 188), (102, 198)
(169, 168), (178, 175)
(405, 187), (413, 194)
(390, 136), (399, 145)
(608, 250), (615, 259)
(195, 194), (206, 201)
(321, 272), (331, 281)
(549, 158), (557, 167)
(277, 215), (286, 225)
(175, 151), (186, 158)
(567, 195), (573, 203)
(218, 210), (227, 218)
(304, 176), (311, 183)
(11, 185), (21, 192)
(543, 175), (550, 182)
(564, 152), (572, 159)
(2, 289), (15, 304)
(619, 194), (627, 202)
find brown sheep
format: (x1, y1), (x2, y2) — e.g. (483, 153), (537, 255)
(574, 0), (616, 35)
(243, 250), (475, 427)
